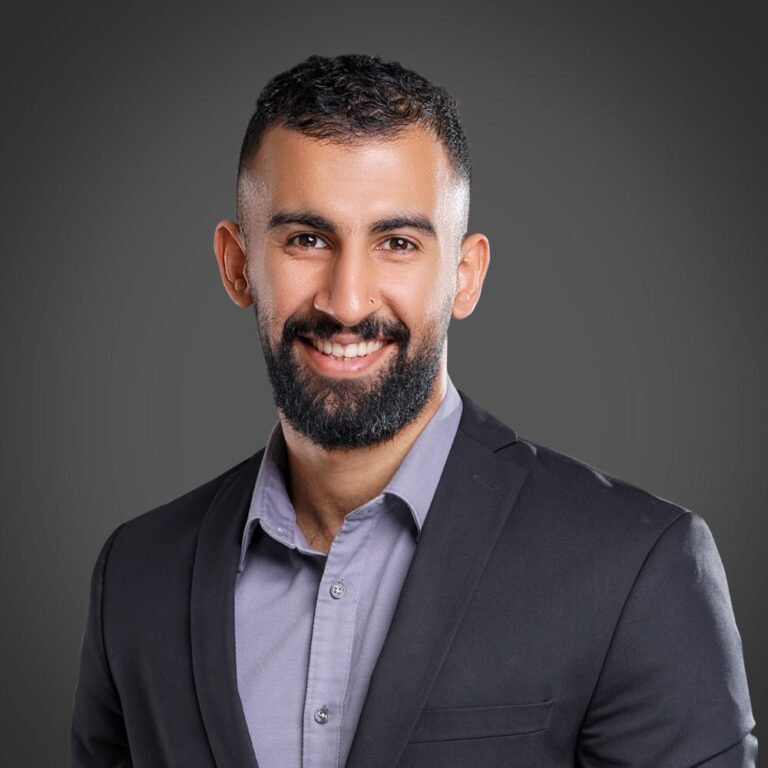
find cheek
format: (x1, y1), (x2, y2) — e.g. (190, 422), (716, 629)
(264, 252), (327, 307)
(250, 253), (317, 323)
(383, 265), (454, 326)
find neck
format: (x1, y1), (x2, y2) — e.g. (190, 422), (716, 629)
(280, 368), (448, 552)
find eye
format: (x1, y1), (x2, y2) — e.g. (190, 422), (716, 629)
(287, 233), (330, 249)
(378, 236), (416, 253)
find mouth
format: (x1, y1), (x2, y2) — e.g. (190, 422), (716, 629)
(304, 336), (388, 358)
(296, 335), (395, 375)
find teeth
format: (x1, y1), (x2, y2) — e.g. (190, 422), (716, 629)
(310, 338), (385, 358)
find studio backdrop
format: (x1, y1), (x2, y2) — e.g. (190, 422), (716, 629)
(1, 2), (765, 764)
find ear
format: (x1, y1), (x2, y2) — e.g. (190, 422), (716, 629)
(213, 219), (253, 308)
(452, 232), (490, 320)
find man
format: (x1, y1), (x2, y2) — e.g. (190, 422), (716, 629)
(71, 54), (757, 768)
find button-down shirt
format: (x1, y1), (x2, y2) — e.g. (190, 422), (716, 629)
(234, 377), (463, 768)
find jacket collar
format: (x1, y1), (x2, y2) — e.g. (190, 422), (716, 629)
(191, 448), (264, 768)
(190, 390), (528, 768)
(345, 392), (528, 768)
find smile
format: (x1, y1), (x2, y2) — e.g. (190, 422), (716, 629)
(308, 338), (386, 358)
(297, 335), (394, 376)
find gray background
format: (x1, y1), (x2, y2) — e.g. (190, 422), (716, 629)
(1, 1), (765, 764)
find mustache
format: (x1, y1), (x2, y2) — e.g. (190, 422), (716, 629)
(281, 313), (410, 346)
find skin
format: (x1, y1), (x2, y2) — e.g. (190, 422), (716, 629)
(213, 124), (490, 553)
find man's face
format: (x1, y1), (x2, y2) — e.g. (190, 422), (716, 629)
(235, 125), (472, 449)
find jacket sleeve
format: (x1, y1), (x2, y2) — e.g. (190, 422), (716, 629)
(577, 512), (757, 767)
(70, 525), (132, 768)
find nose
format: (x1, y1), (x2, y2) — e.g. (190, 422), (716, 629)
(313, 246), (380, 327)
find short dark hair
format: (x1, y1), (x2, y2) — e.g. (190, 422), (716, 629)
(236, 54), (471, 225)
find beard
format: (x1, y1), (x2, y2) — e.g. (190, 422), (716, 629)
(255, 301), (451, 450)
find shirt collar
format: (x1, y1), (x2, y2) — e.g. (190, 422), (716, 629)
(380, 377), (462, 531)
(238, 376), (463, 571)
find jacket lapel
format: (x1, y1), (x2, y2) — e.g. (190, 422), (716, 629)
(345, 392), (530, 768)
(190, 450), (264, 768)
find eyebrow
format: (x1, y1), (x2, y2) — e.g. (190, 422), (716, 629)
(267, 209), (437, 238)
(268, 210), (336, 233)
(370, 215), (436, 237)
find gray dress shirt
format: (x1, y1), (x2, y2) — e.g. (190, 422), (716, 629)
(234, 378), (463, 768)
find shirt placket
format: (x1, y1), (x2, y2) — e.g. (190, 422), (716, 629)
(301, 504), (379, 768)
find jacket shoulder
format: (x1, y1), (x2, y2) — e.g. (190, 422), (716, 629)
(495, 433), (700, 576)
(458, 389), (690, 540)
(107, 453), (257, 563)
(522, 437), (685, 520)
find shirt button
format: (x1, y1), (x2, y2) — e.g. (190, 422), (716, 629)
(314, 707), (330, 725)
(330, 581), (346, 599)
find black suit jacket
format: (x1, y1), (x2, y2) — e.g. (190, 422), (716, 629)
(71, 391), (757, 767)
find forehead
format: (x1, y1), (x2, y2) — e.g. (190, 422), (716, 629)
(240, 125), (464, 229)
